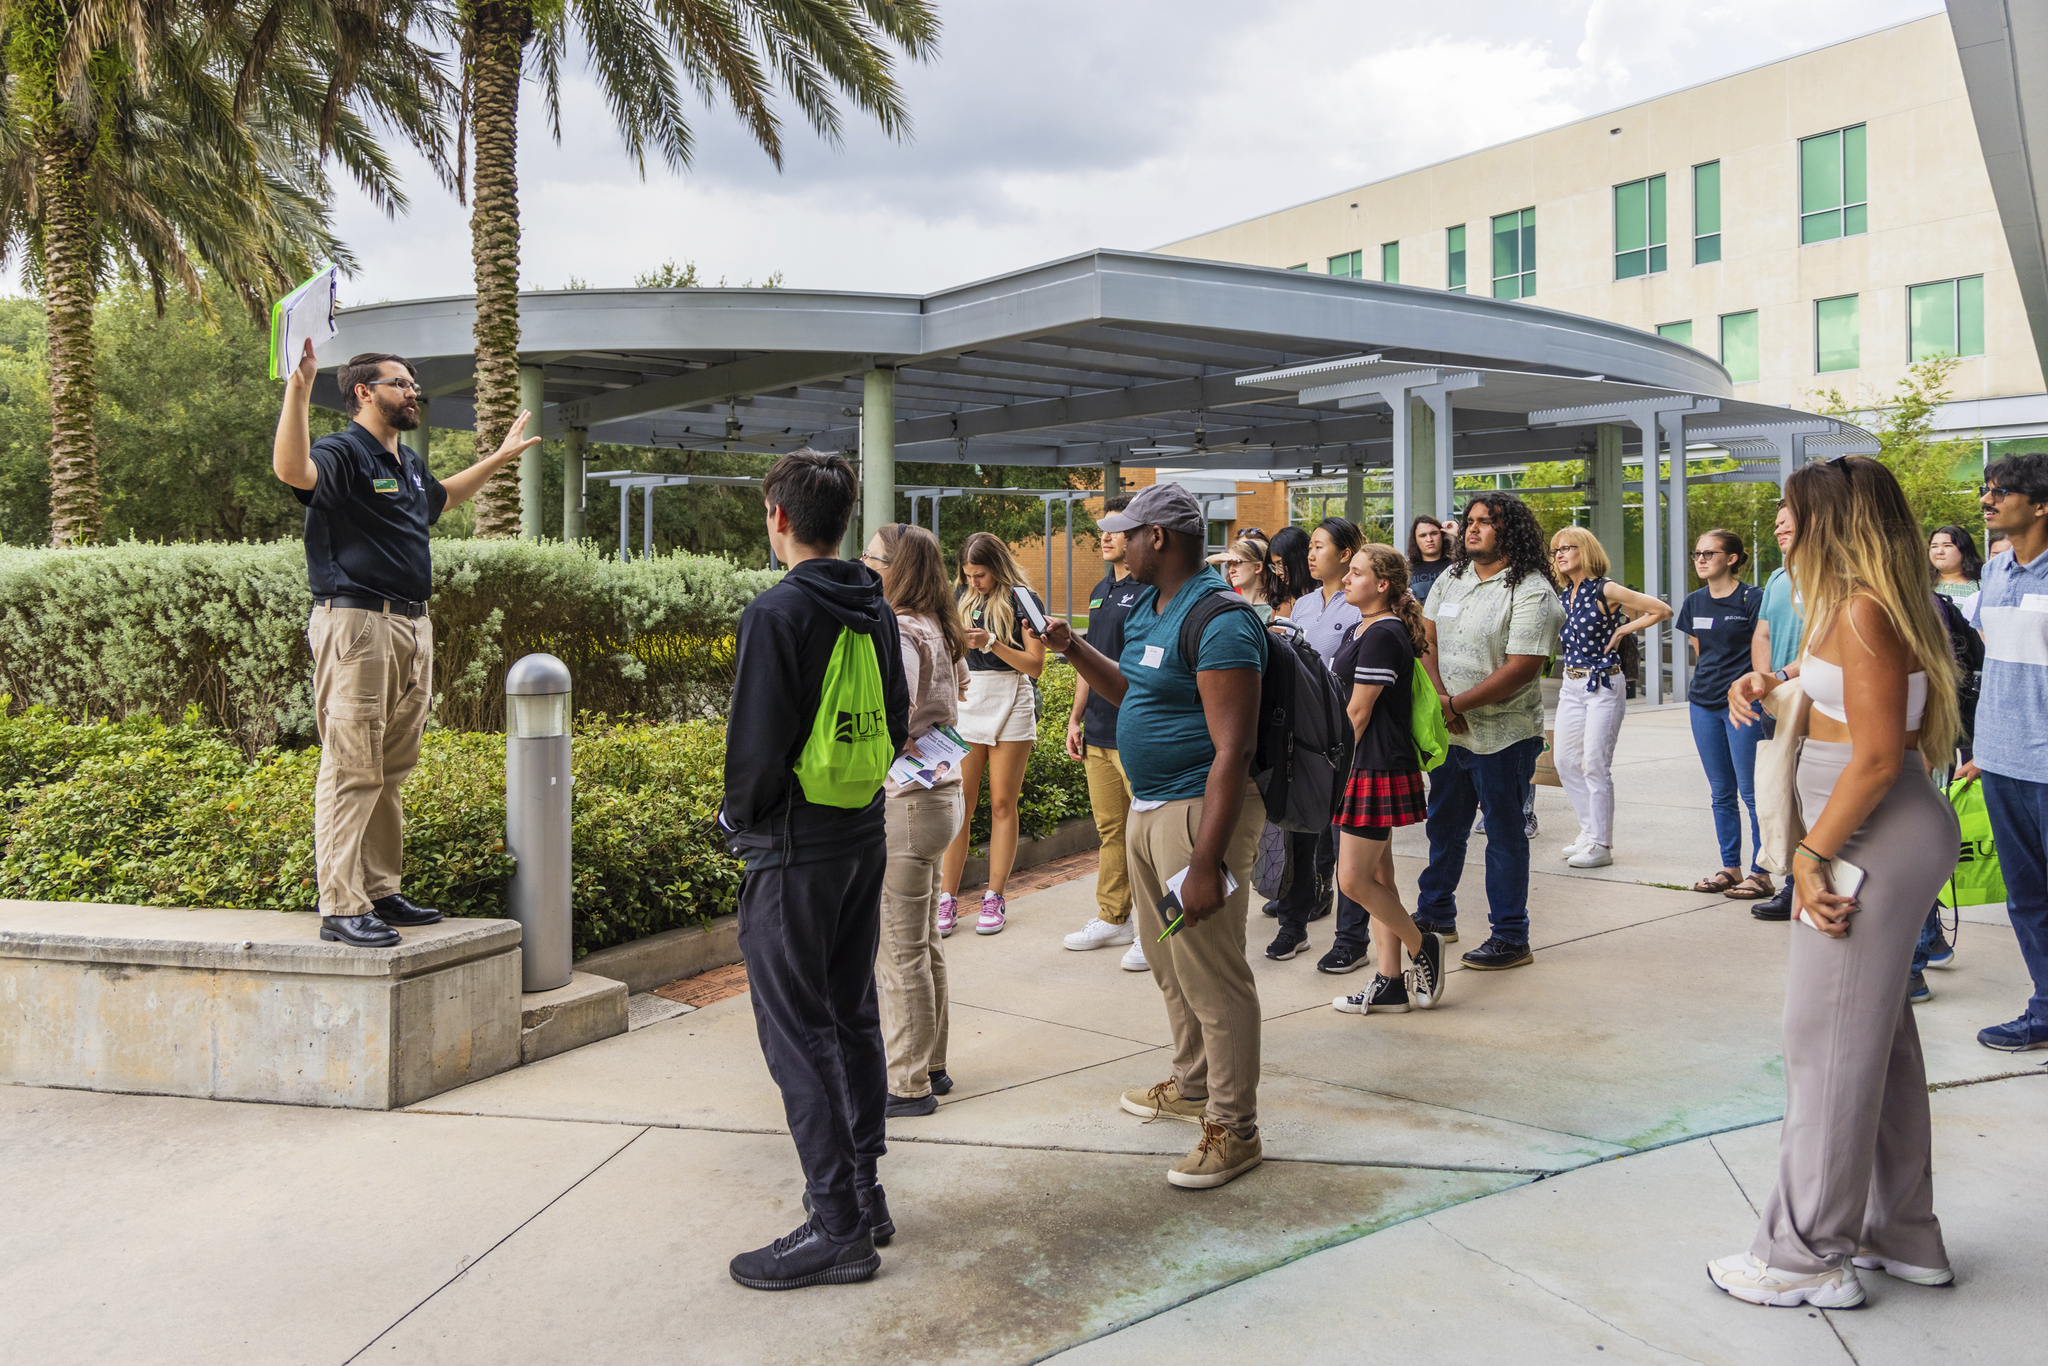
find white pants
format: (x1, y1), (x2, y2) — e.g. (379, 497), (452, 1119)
(1553, 679), (1627, 848)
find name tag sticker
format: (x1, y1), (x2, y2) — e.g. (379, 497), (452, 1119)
(1089, 598), (1104, 609)
(1141, 644), (1165, 668)
(1438, 602), (1461, 618)
(1694, 617), (1714, 629)
(2022, 594), (2048, 613)
(372, 477), (400, 494)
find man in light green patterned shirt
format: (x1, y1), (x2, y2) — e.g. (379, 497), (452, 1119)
(1416, 493), (1564, 971)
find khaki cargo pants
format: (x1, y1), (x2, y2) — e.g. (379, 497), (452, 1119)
(309, 605), (433, 918)
(1083, 746), (1133, 925)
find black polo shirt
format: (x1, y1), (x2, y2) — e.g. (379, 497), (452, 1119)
(293, 421), (446, 603)
(1081, 569), (1144, 749)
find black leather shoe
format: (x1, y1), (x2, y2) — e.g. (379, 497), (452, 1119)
(730, 1212), (878, 1290)
(804, 1184), (896, 1247)
(1750, 885), (1794, 922)
(320, 913), (401, 947)
(886, 1092), (938, 1118)
(1461, 936), (1533, 970)
(928, 1069), (954, 1096)
(370, 894), (442, 927)
(1414, 920), (1460, 945)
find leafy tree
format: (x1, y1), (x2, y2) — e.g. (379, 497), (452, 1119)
(454, 0), (940, 539)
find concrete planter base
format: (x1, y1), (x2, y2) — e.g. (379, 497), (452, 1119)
(576, 914), (741, 995)
(519, 972), (628, 1064)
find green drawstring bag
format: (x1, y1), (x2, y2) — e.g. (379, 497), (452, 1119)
(1408, 657), (1450, 772)
(793, 627), (893, 808)
(1940, 776), (2006, 910)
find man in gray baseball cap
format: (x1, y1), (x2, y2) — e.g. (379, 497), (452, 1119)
(1033, 482), (1270, 1190)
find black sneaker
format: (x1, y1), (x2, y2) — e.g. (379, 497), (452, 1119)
(1265, 929), (1309, 961)
(369, 893), (442, 926)
(928, 1069), (954, 1096)
(1316, 943), (1367, 974)
(885, 1092), (937, 1118)
(1260, 898), (1283, 918)
(1908, 972), (1931, 1004)
(1462, 936), (1533, 970)
(1750, 884), (1794, 922)
(730, 1212), (879, 1290)
(1414, 920), (1460, 945)
(1410, 931), (1449, 1008)
(1334, 972), (1409, 1014)
(1523, 809), (1540, 840)
(804, 1184), (896, 1248)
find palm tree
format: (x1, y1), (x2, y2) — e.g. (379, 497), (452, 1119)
(0, 1), (451, 546)
(453, 0), (940, 538)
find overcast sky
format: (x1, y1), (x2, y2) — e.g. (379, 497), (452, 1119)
(327, 0), (1939, 304)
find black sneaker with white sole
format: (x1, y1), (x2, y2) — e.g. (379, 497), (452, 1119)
(1334, 972), (1410, 1014)
(1316, 943), (1367, 974)
(729, 1212), (879, 1290)
(1265, 928), (1310, 961)
(1410, 931), (1448, 1007)
(1461, 936), (1533, 970)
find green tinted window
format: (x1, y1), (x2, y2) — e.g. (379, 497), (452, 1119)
(1447, 225), (1466, 292)
(1720, 310), (1759, 383)
(1800, 125), (1867, 244)
(1491, 207), (1536, 298)
(1693, 161), (1721, 264)
(1381, 241), (1400, 283)
(1910, 275), (1986, 359)
(1657, 320), (1694, 347)
(1329, 250), (1362, 277)
(1815, 295), (1860, 372)
(1614, 175), (1667, 278)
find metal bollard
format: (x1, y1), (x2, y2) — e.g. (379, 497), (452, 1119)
(505, 653), (573, 992)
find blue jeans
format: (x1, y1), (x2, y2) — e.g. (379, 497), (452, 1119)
(1417, 736), (1543, 945)
(1981, 771), (2048, 1027)
(1689, 702), (1763, 873)
(1910, 905), (1946, 975)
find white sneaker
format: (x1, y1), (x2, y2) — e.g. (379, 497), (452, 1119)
(1706, 1253), (1865, 1308)
(1568, 844), (1613, 868)
(1852, 1250), (1954, 1286)
(1064, 917), (1136, 951)
(1120, 939), (1149, 972)
(1561, 833), (1591, 859)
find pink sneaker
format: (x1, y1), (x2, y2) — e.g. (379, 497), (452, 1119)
(975, 893), (1007, 935)
(936, 894), (957, 938)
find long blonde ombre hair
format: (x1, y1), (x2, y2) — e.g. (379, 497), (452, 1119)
(1785, 456), (1960, 761)
(956, 531), (1031, 647)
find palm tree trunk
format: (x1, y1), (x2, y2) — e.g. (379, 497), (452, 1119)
(467, 2), (532, 539)
(39, 122), (100, 547)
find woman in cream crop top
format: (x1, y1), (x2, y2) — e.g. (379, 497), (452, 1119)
(1801, 652), (1927, 728)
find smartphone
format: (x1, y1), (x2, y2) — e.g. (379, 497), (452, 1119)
(1013, 585), (1050, 634)
(1796, 856), (1866, 934)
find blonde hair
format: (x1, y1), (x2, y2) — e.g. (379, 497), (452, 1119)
(1355, 544), (1429, 656)
(1549, 525), (1610, 578)
(956, 531), (1032, 646)
(1785, 456), (1960, 762)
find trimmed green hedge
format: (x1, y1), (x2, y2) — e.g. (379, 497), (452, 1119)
(0, 540), (776, 755)
(966, 661), (1093, 846)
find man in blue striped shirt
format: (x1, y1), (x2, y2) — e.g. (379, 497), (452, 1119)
(1961, 452), (2048, 1052)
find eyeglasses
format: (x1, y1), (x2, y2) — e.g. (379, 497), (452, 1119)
(1980, 484), (2019, 501)
(363, 376), (422, 395)
(1692, 550), (1723, 560)
(859, 551), (889, 567)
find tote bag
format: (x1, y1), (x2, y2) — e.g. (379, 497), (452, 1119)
(1753, 680), (1811, 876)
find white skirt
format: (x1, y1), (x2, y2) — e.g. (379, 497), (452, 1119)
(956, 670), (1037, 745)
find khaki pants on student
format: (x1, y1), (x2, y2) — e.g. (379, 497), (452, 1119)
(878, 785), (965, 1098)
(1084, 746), (1134, 924)
(1128, 782), (1266, 1134)
(310, 606), (433, 919)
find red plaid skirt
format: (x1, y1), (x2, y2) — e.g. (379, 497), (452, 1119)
(1334, 767), (1427, 830)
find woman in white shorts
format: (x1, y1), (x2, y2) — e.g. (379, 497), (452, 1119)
(939, 532), (1047, 937)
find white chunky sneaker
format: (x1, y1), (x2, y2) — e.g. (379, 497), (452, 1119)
(1568, 843), (1614, 869)
(1561, 833), (1592, 859)
(1852, 1251), (1954, 1286)
(1120, 938), (1149, 972)
(1063, 917), (1136, 951)
(1706, 1253), (1864, 1308)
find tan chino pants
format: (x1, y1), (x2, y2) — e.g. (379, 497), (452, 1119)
(1083, 746), (1134, 924)
(877, 785), (965, 1098)
(1128, 782), (1266, 1134)
(310, 606), (433, 919)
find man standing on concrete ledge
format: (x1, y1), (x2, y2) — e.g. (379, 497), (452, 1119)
(718, 449), (910, 1290)
(272, 339), (540, 948)
(1034, 482), (1269, 1190)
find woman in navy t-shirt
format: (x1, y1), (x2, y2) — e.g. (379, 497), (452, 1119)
(1682, 530), (1771, 900)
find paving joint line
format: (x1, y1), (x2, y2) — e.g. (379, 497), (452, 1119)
(947, 998), (1168, 1048)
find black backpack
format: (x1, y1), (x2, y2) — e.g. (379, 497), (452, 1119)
(1177, 591), (1354, 833)
(1931, 591), (1984, 735)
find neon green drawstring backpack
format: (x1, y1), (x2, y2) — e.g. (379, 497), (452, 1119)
(1407, 656), (1450, 772)
(1940, 776), (2006, 910)
(793, 627), (893, 807)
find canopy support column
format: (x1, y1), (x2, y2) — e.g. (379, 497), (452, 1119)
(562, 428), (588, 543)
(1664, 414), (1692, 703)
(861, 368), (896, 557)
(1346, 461), (1364, 523)
(518, 364), (545, 540)
(1589, 423), (1624, 558)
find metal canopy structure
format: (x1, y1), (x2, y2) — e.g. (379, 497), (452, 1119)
(1951, 0), (2048, 380)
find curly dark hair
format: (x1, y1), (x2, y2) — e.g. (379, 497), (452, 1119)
(1448, 492), (1555, 590)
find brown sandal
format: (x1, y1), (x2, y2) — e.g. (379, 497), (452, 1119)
(1692, 869), (1741, 894)
(1725, 872), (1776, 900)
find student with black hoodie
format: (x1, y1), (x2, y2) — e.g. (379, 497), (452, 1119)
(718, 450), (911, 1292)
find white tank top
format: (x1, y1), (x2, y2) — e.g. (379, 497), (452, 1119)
(1801, 654), (1926, 728)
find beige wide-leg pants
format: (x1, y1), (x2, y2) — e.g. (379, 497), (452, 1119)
(309, 606), (433, 919)
(1128, 782), (1266, 1135)
(1751, 739), (1958, 1274)
(877, 785), (965, 1098)
(1083, 746), (1134, 924)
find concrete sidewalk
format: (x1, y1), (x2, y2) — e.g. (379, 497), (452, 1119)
(4, 707), (2043, 1364)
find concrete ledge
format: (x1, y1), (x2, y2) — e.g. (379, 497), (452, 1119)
(962, 815), (1101, 888)
(577, 914), (740, 995)
(520, 972), (628, 1064)
(0, 901), (522, 1110)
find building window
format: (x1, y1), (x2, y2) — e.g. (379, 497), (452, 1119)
(1381, 242), (1400, 283)
(1800, 124), (1867, 244)
(1815, 294), (1860, 372)
(1491, 208), (1536, 298)
(1720, 310), (1759, 383)
(1908, 276), (1985, 360)
(1287, 263), (1309, 271)
(1657, 320), (1694, 347)
(1693, 161), (1721, 264)
(1614, 175), (1666, 279)
(1328, 250), (1362, 277)
(1446, 226), (1466, 292)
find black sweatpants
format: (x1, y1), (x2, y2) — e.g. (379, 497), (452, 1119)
(1273, 826), (1369, 952)
(737, 844), (889, 1241)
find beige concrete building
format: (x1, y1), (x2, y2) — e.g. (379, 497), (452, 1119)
(1158, 11), (2048, 450)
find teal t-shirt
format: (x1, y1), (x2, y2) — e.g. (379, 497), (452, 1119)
(1759, 567), (1804, 673)
(1116, 568), (1269, 803)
